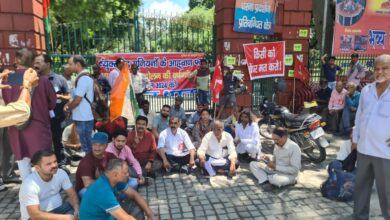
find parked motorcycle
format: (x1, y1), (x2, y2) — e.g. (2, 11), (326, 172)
(258, 98), (329, 163)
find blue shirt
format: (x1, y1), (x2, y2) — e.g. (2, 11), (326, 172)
(152, 114), (169, 133)
(170, 105), (186, 122)
(322, 63), (341, 82)
(345, 91), (360, 108)
(79, 175), (128, 220)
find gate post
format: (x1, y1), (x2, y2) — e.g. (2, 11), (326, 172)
(0, 0), (46, 68)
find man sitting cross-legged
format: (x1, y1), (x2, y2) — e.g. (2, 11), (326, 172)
(127, 116), (162, 178)
(19, 149), (80, 220)
(197, 120), (239, 177)
(249, 127), (301, 191)
(106, 128), (146, 187)
(158, 117), (196, 173)
(80, 159), (155, 220)
(75, 132), (117, 198)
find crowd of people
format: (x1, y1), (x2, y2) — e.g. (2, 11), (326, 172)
(0, 48), (389, 220)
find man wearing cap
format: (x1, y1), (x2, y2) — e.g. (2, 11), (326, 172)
(170, 96), (186, 127)
(348, 53), (367, 88)
(75, 132), (117, 198)
(217, 65), (242, 119)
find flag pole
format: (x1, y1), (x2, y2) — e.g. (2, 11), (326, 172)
(292, 77), (296, 113)
(213, 102), (217, 120)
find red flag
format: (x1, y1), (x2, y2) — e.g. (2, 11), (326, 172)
(210, 57), (224, 103)
(43, 0), (50, 18)
(294, 56), (310, 84)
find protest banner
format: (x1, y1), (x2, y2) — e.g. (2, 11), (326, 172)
(243, 41), (285, 80)
(333, 0), (390, 55)
(233, 0), (276, 35)
(96, 53), (204, 96)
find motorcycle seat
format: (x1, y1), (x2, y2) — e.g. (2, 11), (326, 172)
(283, 113), (311, 123)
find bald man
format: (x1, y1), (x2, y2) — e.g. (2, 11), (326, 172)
(327, 81), (347, 132)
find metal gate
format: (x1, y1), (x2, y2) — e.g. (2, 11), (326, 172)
(47, 11), (216, 112)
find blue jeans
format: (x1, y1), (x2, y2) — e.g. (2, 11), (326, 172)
(197, 89), (210, 105)
(74, 120), (94, 153)
(49, 201), (74, 215)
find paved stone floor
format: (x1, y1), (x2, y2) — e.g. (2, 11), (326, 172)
(0, 134), (383, 219)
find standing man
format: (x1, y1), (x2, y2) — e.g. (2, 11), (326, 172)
(321, 54), (342, 90)
(348, 53), (367, 88)
(352, 54), (390, 219)
(197, 120), (238, 177)
(217, 65), (242, 119)
(108, 58), (125, 88)
(131, 63), (152, 107)
(19, 149), (79, 220)
(158, 117), (196, 173)
(2, 48), (57, 180)
(64, 55), (94, 153)
(62, 64), (75, 95)
(188, 59), (214, 105)
(34, 54), (70, 173)
(249, 127), (301, 191)
(92, 64), (111, 95)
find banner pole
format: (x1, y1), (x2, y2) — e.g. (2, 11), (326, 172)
(213, 102), (217, 119)
(293, 77), (296, 113)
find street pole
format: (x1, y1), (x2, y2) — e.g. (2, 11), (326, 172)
(321, 0), (329, 54)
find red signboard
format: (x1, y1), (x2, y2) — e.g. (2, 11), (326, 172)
(96, 53), (204, 96)
(243, 41), (285, 80)
(333, 0), (390, 55)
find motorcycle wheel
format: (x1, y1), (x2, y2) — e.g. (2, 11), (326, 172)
(258, 119), (282, 139)
(302, 137), (326, 163)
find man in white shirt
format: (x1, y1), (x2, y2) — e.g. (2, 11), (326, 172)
(131, 63), (152, 107)
(249, 127), (301, 191)
(198, 120), (238, 177)
(234, 110), (262, 161)
(108, 58), (124, 88)
(157, 117), (196, 173)
(64, 55), (94, 153)
(19, 149), (79, 220)
(352, 54), (390, 220)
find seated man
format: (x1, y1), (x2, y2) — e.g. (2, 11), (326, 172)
(19, 149), (79, 220)
(249, 127), (301, 191)
(127, 116), (162, 178)
(62, 122), (85, 166)
(152, 105), (171, 140)
(106, 129), (145, 188)
(186, 102), (206, 132)
(139, 100), (156, 131)
(198, 120), (238, 177)
(80, 159), (155, 220)
(315, 79), (332, 124)
(192, 109), (214, 148)
(338, 82), (360, 135)
(75, 132), (117, 198)
(234, 110), (262, 161)
(158, 117), (196, 173)
(170, 96), (186, 127)
(327, 81), (347, 132)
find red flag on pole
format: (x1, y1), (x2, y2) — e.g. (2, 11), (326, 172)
(210, 57), (224, 103)
(294, 56), (310, 84)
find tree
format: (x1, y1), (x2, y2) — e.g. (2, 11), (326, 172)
(189, 0), (215, 10)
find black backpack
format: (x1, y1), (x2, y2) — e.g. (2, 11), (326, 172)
(75, 72), (108, 121)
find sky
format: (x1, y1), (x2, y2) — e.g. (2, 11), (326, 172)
(141, 0), (190, 15)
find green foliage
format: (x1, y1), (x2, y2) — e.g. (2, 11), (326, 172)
(189, 0), (215, 10)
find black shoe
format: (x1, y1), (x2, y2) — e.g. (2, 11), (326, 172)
(60, 165), (71, 175)
(262, 183), (274, 192)
(3, 173), (22, 184)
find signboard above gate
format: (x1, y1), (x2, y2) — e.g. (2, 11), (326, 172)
(233, 0), (276, 35)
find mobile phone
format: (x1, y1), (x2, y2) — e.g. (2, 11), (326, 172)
(7, 72), (23, 86)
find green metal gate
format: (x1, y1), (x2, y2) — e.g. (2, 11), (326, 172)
(47, 11), (216, 112)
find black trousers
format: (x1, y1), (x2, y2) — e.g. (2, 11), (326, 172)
(135, 93), (144, 108)
(166, 154), (191, 168)
(50, 118), (66, 165)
